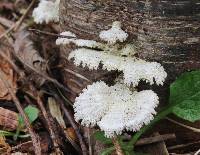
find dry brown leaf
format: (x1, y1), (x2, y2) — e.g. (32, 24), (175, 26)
(48, 97), (78, 141)
(0, 53), (17, 100)
(0, 16), (14, 28)
(0, 24), (6, 35)
(65, 127), (77, 142)
(0, 107), (18, 131)
(13, 29), (46, 86)
(47, 97), (79, 151)
(14, 30), (44, 69)
(48, 97), (66, 128)
(0, 135), (11, 154)
(0, 25), (17, 100)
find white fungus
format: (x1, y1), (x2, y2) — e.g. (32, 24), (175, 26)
(99, 21), (128, 44)
(68, 48), (167, 86)
(74, 81), (159, 138)
(57, 21), (167, 137)
(56, 31), (101, 48)
(122, 61), (167, 86)
(32, 0), (60, 24)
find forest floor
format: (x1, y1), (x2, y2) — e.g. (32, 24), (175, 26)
(0, 0), (200, 155)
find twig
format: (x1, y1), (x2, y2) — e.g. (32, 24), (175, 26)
(16, 54), (70, 92)
(2, 31), (71, 95)
(112, 137), (124, 155)
(14, 0), (37, 31)
(0, 0), (36, 39)
(28, 28), (76, 39)
(0, 24), (15, 39)
(11, 141), (32, 151)
(166, 117), (200, 133)
(54, 95), (88, 155)
(23, 62), (70, 95)
(135, 133), (176, 146)
(7, 42), (71, 93)
(0, 50), (24, 77)
(29, 85), (62, 154)
(64, 69), (92, 83)
(195, 149), (200, 155)
(0, 70), (41, 155)
(167, 140), (200, 151)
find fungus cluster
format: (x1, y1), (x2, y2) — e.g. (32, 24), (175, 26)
(32, 0), (60, 24)
(56, 21), (167, 137)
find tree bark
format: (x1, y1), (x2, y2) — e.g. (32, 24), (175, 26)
(59, 0), (200, 154)
(59, 0), (200, 100)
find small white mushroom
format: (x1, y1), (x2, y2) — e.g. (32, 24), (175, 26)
(99, 21), (128, 44)
(74, 81), (159, 138)
(32, 0), (60, 24)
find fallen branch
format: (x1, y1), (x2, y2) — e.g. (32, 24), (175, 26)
(0, 70), (42, 155)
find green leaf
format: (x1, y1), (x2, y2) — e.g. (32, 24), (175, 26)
(0, 130), (15, 136)
(19, 105), (39, 126)
(93, 131), (112, 144)
(170, 70), (200, 122)
(173, 100), (200, 122)
(170, 71), (200, 105)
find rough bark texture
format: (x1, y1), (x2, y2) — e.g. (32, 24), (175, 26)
(59, 0), (200, 154)
(59, 0), (200, 100)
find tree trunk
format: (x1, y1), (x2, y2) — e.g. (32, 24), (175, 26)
(59, 0), (200, 154)
(59, 0), (200, 100)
